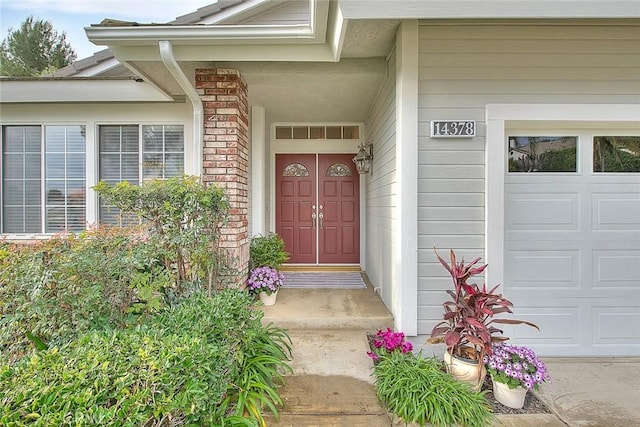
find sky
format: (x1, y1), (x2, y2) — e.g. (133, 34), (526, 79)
(0, 0), (211, 59)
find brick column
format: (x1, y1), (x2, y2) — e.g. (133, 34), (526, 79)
(195, 68), (249, 286)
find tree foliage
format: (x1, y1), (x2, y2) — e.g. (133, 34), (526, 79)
(0, 16), (76, 76)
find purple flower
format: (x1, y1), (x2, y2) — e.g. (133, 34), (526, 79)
(247, 266), (285, 295)
(484, 343), (551, 390)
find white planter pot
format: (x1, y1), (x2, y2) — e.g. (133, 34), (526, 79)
(258, 290), (278, 306)
(492, 378), (527, 409)
(443, 350), (486, 391)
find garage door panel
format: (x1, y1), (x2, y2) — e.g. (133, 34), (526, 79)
(507, 307), (580, 342)
(505, 250), (580, 289)
(592, 193), (640, 231)
(506, 192), (579, 231)
(592, 307), (640, 352)
(593, 250), (640, 289)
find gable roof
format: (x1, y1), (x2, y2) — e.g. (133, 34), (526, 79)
(171, 0), (245, 24)
(56, 1), (251, 78)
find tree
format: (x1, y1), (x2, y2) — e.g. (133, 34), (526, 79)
(0, 16), (77, 77)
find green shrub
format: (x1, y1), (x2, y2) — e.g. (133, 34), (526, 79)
(0, 291), (292, 426)
(94, 176), (232, 295)
(0, 228), (175, 361)
(373, 352), (493, 427)
(249, 233), (289, 270)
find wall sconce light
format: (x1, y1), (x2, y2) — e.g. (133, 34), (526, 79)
(353, 142), (373, 175)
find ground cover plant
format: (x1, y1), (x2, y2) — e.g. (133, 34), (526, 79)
(373, 351), (493, 427)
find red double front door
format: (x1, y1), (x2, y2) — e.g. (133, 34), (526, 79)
(276, 154), (360, 264)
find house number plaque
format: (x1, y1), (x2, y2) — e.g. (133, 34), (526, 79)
(430, 120), (476, 138)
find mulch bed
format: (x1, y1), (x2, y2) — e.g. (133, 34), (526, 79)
(367, 334), (551, 415)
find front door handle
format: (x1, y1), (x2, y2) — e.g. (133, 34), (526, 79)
(318, 212), (324, 229)
(311, 212), (317, 228)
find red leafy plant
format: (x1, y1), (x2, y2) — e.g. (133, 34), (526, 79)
(428, 249), (538, 362)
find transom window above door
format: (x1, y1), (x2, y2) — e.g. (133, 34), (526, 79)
(275, 125), (360, 140)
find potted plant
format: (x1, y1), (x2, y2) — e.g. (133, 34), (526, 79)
(427, 249), (539, 390)
(249, 233), (289, 270)
(484, 343), (551, 408)
(248, 233), (289, 305)
(247, 266), (285, 306)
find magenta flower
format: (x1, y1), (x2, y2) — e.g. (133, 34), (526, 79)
(368, 328), (414, 360)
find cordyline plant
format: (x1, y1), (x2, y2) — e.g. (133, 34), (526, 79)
(428, 249), (539, 361)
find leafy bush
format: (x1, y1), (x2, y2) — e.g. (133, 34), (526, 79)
(94, 176), (231, 294)
(373, 352), (493, 427)
(249, 233), (289, 270)
(0, 228), (174, 361)
(0, 291), (292, 426)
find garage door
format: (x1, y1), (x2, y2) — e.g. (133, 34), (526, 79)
(504, 133), (640, 356)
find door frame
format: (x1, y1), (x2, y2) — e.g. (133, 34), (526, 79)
(269, 122), (366, 267)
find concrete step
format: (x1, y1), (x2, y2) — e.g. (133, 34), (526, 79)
(265, 375), (391, 427)
(258, 287), (393, 331)
(264, 414), (391, 427)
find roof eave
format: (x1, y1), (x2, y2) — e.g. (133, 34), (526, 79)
(0, 79), (174, 103)
(85, 23), (319, 46)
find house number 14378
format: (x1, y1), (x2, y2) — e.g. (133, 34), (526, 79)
(430, 120), (475, 138)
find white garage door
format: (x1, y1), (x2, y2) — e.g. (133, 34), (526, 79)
(504, 133), (640, 356)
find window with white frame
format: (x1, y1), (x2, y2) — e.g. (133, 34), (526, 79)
(1, 125), (86, 234)
(98, 124), (184, 225)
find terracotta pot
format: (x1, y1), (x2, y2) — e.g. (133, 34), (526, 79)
(492, 377), (527, 409)
(443, 349), (486, 391)
(258, 290), (278, 306)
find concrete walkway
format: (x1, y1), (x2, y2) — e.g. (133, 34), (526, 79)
(259, 287), (640, 426)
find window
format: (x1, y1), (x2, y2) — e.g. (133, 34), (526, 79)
(275, 125), (360, 140)
(99, 124), (184, 225)
(593, 136), (640, 173)
(45, 126), (86, 232)
(143, 125), (184, 180)
(1, 125), (85, 233)
(508, 136), (577, 173)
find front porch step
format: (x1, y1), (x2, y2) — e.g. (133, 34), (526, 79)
(264, 374), (390, 427)
(259, 287), (393, 331)
(264, 413), (391, 427)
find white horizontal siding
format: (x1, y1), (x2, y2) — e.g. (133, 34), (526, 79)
(364, 51), (396, 308)
(417, 21), (640, 335)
